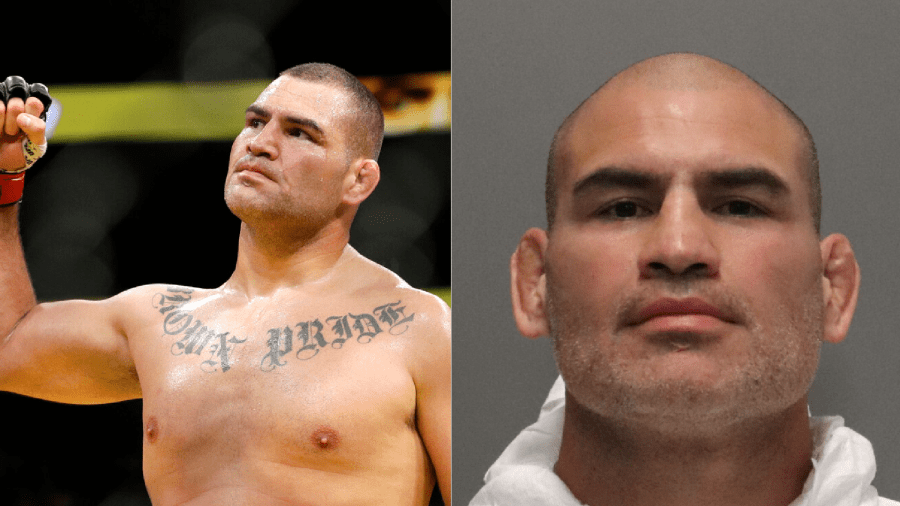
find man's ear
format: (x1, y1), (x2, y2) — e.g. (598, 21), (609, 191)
(343, 159), (380, 205)
(511, 228), (551, 339)
(820, 233), (860, 344)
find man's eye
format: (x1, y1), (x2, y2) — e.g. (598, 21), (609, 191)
(597, 201), (647, 219)
(248, 118), (264, 128)
(716, 200), (763, 217)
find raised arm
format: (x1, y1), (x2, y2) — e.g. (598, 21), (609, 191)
(0, 77), (141, 405)
(0, 76), (50, 330)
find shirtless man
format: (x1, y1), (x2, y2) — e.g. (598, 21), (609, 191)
(0, 65), (451, 506)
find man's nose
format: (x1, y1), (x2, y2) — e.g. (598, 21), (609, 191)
(247, 123), (279, 160)
(637, 192), (720, 280)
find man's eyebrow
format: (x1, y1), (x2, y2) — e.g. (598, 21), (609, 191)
(571, 166), (790, 196)
(699, 167), (789, 195)
(572, 167), (660, 195)
(245, 104), (325, 137)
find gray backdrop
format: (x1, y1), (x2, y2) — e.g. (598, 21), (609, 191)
(452, 1), (900, 502)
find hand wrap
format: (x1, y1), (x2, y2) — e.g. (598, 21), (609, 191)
(0, 76), (52, 205)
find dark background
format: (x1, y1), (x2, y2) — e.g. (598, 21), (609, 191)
(2, 1), (448, 505)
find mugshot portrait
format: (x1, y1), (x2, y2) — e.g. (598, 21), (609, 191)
(453, 1), (900, 503)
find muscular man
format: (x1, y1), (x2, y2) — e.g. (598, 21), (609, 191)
(0, 64), (450, 506)
(470, 53), (896, 505)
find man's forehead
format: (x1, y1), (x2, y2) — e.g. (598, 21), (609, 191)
(573, 76), (783, 131)
(252, 76), (353, 125)
(559, 82), (804, 178)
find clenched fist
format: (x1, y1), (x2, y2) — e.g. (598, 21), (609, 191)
(0, 76), (51, 173)
(0, 77), (52, 204)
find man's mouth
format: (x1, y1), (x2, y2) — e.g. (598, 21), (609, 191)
(635, 297), (732, 324)
(235, 158), (275, 181)
(628, 296), (738, 336)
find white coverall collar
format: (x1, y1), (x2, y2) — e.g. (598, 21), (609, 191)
(470, 376), (898, 506)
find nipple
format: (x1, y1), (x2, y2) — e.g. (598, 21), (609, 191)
(310, 426), (339, 450)
(146, 416), (159, 444)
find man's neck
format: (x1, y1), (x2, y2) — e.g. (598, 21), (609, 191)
(224, 220), (352, 298)
(555, 393), (813, 506)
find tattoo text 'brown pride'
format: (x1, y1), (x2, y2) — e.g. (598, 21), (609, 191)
(152, 287), (416, 373)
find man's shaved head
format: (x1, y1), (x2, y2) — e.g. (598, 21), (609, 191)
(546, 53), (820, 232)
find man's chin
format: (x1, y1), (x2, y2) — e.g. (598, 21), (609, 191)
(563, 367), (810, 433)
(225, 188), (280, 218)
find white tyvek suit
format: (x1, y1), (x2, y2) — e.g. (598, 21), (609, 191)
(470, 377), (899, 506)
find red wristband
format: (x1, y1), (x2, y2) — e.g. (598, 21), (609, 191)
(0, 172), (25, 206)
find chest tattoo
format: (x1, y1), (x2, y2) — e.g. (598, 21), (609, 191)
(152, 287), (416, 373)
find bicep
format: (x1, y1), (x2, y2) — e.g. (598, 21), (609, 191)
(0, 297), (140, 404)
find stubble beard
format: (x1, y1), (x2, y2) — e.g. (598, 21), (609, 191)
(224, 181), (330, 232)
(547, 279), (824, 434)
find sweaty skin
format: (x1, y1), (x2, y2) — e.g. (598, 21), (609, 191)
(5, 246), (450, 506)
(0, 72), (451, 506)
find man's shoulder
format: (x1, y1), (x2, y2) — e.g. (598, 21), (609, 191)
(357, 278), (450, 345)
(345, 251), (450, 324)
(342, 253), (450, 358)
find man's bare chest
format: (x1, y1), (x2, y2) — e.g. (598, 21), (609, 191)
(129, 286), (425, 467)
